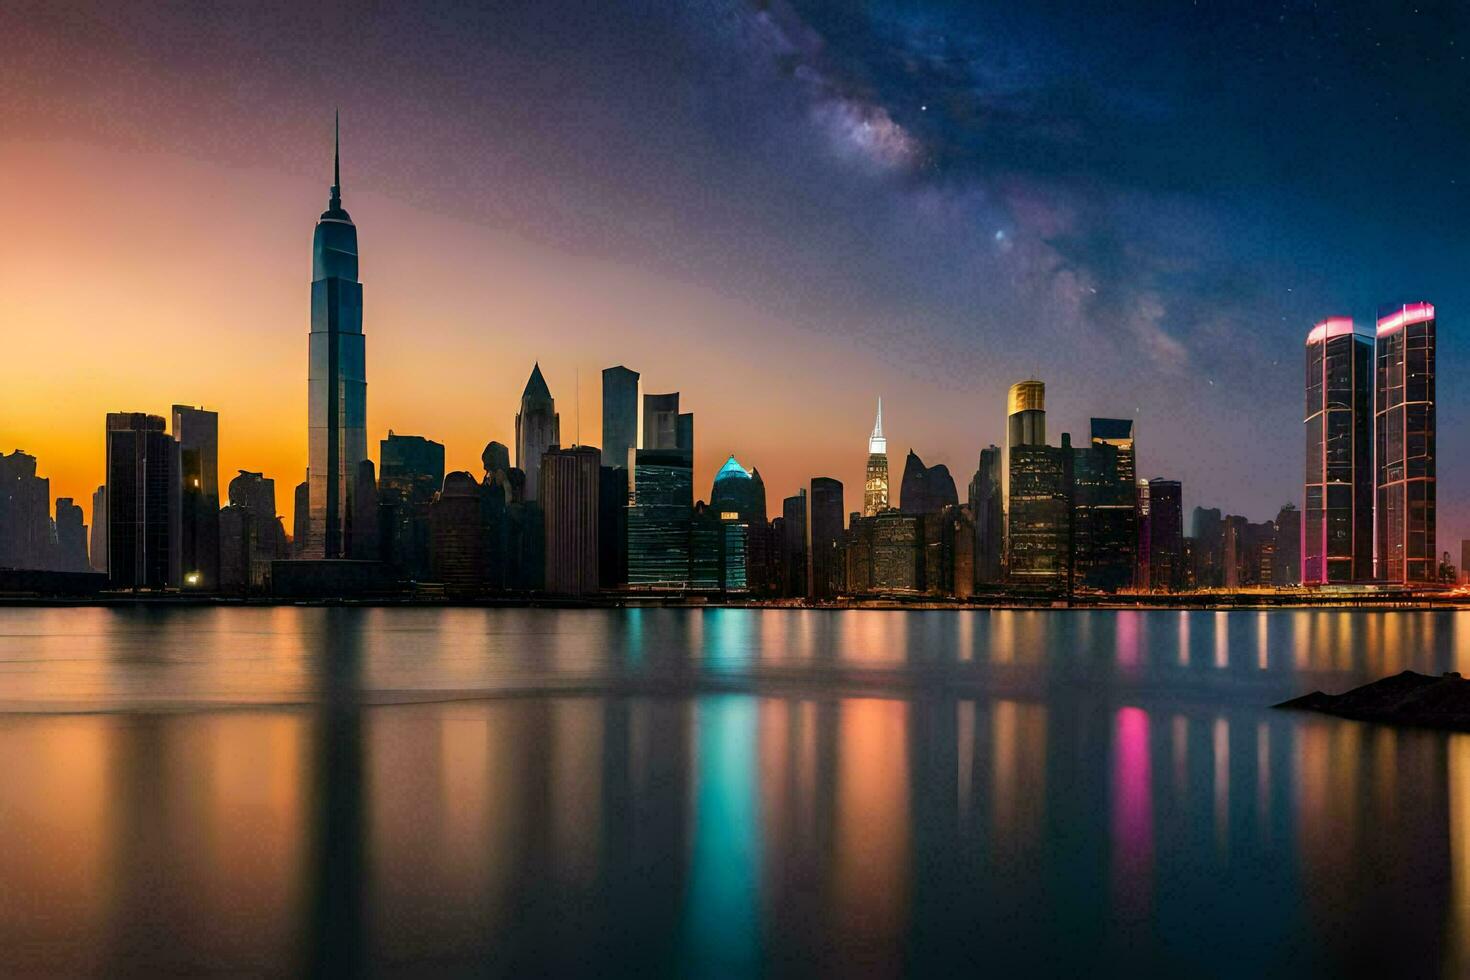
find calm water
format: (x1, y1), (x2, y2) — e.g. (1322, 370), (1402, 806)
(2, 606), (1469, 977)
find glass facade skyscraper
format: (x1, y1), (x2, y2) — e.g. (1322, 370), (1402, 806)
(306, 115), (367, 559)
(601, 366), (639, 469)
(1303, 317), (1373, 584)
(1375, 302), (1436, 584)
(627, 449), (693, 587)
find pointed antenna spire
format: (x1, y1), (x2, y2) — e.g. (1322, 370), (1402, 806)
(869, 397), (886, 455)
(330, 109), (342, 211)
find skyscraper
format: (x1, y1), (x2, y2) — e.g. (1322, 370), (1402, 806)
(306, 114), (367, 559)
(515, 363), (560, 502)
(1003, 379), (1046, 549)
(627, 449), (693, 587)
(380, 432), (445, 579)
(105, 413), (178, 589)
(601, 366), (640, 469)
(1142, 478), (1183, 591)
(780, 490), (807, 597)
(642, 392), (693, 459)
(89, 485), (107, 573)
(1303, 318), (1373, 584)
(969, 446), (1003, 587)
(172, 404), (219, 589)
(542, 445), (601, 595)
(1375, 302), (1436, 584)
(1007, 435), (1072, 588)
(599, 366), (639, 588)
(0, 450), (53, 571)
(807, 477), (845, 600)
(864, 399), (889, 516)
(1074, 419), (1138, 592)
(54, 498), (88, 572)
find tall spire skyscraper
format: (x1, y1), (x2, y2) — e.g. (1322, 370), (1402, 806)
(864, 398), (888, 516)
(305, 112), (368, 559)
(515, 363), (560, 502)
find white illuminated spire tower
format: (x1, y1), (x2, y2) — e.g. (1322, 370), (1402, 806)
(864, 398), (889, 517)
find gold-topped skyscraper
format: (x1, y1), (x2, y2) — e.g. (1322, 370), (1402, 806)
(864, 398), (889, 517)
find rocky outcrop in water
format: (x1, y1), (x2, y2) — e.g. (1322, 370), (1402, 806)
(1277, 670), (1470, 731)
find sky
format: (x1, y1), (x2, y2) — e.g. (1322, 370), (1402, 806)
(2, 0), (1468, 546)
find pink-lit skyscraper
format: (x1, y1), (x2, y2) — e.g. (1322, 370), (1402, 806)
(1375, 302), (1436, 584)
(1302, 317), (1373, 584)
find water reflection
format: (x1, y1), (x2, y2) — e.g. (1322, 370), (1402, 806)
(1, 608), (1470, 974)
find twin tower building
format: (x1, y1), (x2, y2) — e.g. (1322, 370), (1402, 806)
(1303, 304), (1437, 585)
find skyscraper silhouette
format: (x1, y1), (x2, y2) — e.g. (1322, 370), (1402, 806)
(105, 413), (178, 589)
(306, 113), (367, 559)
(172, 404), (219, 588)
(515, 363), (560, 502)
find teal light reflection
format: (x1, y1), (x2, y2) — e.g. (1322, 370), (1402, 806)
(681, 694), (761, 976)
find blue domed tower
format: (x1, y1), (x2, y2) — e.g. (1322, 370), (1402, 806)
(710, 455), (765, 523)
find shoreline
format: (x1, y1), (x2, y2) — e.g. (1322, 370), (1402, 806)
(2, 592), (1468, 611)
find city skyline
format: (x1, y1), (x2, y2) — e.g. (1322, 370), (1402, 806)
(2, 3), (1467, 550)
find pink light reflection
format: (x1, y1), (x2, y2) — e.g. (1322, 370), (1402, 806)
(1110, 706), (1154, 921)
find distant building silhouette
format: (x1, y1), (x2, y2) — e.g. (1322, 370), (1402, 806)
(172, 405), (219, 589)
(1302, 318), (1373, 584)
(430, 471), (491, 593)
(305, 114), (368, 559)
(969, 446), (1003, 587)
(0, 450), (53, 571)
(1142, 478), (1184, 591)
(54, 498), (88, 572)
(780, 490), (807, 597)
(542, 445), (601, 595)
(898, 450), (958, 515)
(105, 413), (178, 589)
(864, 399), (889, 516)
(228, 469), (286, 589)
(89, 485), (107, 572)
(380, 431), (444, 580)
(515, 364), (560, 502)
(1273, 504), (1302, 586)
(292, 477), (309, 556)
(807, 477), (844, 600)
(1375, 302), (1437, 583)
(349, 459), (379, 561)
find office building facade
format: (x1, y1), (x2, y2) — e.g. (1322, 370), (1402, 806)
(1303, 318), (1373, 584)
(1375, 302), (1436, 584)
